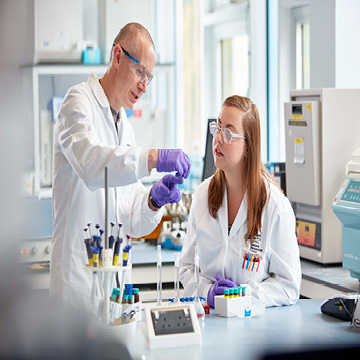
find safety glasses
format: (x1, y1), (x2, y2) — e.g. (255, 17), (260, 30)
(209, 121), (246, 144)
(119, 45), (154, 85)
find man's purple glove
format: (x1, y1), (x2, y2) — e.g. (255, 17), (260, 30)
(150, 174), (184, 207)
(207, 274), (236, 308)
(157, 149), (191, 179)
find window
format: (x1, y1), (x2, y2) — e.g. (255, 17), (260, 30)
(293, 6), (310, 89)
(221, 34), (249, 100)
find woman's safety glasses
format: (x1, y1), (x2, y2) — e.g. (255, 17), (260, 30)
(120, 45), (154, 85)
(209, 121), (246, 144)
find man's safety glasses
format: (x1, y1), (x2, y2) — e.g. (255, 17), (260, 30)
(119, 45), (154, 85)
(209, 121), (246, 144)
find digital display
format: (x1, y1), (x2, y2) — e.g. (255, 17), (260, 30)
(292, 104), (302, 115)
(341, 179), (360, 204)
(296, 218), (321, 250)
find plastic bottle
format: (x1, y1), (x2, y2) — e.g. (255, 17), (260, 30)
(184, 141), (204, 192)
(133, 288), (140, 303)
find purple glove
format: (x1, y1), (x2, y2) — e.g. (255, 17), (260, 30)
(150, 174), (184, 207)
(207, 274), (236, 308)
(157, 149), (191, 179)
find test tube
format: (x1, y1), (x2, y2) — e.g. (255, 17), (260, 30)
(173, 253), (180, 304)
(157, 245), (162, 306)
(194, 246), (205, 320)
(195, 246), (200, 299)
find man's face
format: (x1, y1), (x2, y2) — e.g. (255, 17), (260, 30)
(115, 39), (156, 110)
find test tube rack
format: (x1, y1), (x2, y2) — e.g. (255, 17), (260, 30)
(214, 295), (265, 318)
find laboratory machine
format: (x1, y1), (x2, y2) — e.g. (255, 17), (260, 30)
(33, 0), (83, 63)
(332, 147), (360, 280)
(330, 147), (360, 327)
(284, 89), (360, 264)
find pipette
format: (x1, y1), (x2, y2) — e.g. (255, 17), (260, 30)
(122, 234), (132, 266)
(194, 245), (205, 320)
(109, 222), (115, 250)
(157, 245), (162, 306)
(83, 227), (93, 266)
(113, 236), (122, 266)
(87, 222), (92, 238)
(173, 252), (180, 304)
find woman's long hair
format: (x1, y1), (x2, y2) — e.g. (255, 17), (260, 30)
(208, 95), (276, 243)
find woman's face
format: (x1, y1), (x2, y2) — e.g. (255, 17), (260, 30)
(212, 105), (248, 175)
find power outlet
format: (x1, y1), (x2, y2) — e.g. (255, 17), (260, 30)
(145, 304), (201, 349)
(150, 306), (194, 335)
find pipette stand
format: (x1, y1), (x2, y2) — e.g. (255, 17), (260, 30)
(85, 264), (131, 325)
(84, 167), (134, 325)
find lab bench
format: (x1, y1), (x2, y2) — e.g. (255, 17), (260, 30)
(20, 242), (183, 301)
(106, 298), (360, 360)
(20, 241), (359, 301)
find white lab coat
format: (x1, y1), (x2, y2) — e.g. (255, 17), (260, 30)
(179, 176), (301, 307)
(50, 73), (163, 309)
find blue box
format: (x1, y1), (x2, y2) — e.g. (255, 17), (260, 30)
(82, 48), (101, 65)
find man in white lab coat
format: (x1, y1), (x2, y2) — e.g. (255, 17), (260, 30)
(50, 23), (190, 310)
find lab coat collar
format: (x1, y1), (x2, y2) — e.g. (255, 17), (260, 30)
(88, 73), (109, 109)
(217, 187), (228, 240)
(88, 73), (118, 133)
(218, 186), (247, 239)
(229, 193), (247, 237)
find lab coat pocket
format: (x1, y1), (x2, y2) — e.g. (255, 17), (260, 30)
(68, 247), (93, 308)
(241, 250), (263, 273)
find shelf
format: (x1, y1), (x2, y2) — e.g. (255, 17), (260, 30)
(21, 64), (108, 75)
(22, 62), (176, 197)
(84, 264), (132, 273)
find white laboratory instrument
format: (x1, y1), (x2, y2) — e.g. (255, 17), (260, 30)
(158, 216), (186, 250)
(284, 89), (360, 264)
(33, 0), (83, 63)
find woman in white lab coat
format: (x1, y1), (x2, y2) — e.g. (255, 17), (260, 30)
(50, 23), (190, 311)
(179, 95), (301, 308)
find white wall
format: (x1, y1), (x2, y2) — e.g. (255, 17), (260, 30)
(335, 0), (360, 88)
(0, 0), (30, 255)
(309, 0), (336, 88)
(310, 0), (360, 88)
